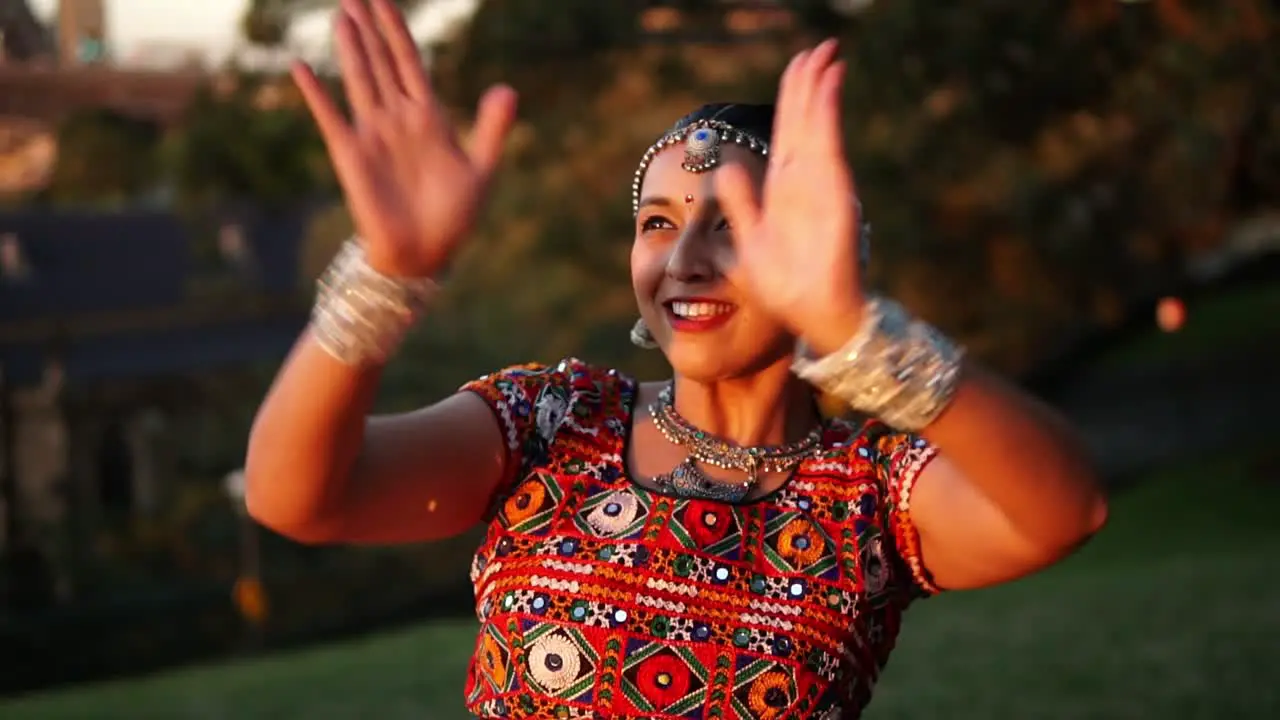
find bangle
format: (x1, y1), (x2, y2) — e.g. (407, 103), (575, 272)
(792, 296), (963, 431)
(311, 239), (439, 366)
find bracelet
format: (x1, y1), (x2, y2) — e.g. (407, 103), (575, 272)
(311, 239), (439, 366)
(792, 296), (964, 431)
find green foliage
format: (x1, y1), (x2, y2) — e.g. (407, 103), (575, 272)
(161, 75), (333, 211)
(239, 0), (421, 47)
(42, 110), (163, 206)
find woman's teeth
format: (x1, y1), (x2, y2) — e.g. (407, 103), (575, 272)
(670, 301), (733, 319)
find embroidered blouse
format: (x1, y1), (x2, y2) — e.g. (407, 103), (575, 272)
(461, 358), (939, 720)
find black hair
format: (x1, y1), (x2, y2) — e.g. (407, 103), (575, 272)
(669, 103), (776, 142)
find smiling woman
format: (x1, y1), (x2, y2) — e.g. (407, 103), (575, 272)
(243, 0), (1107, 717)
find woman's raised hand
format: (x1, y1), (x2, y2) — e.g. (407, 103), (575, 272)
(292, 0), (517, 277)
(715, 40), (866, 354)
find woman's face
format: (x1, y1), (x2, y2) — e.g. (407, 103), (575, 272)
(631, 143), (795, 381)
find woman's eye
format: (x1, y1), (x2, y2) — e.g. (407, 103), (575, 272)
(641, 216), (675, 232)
(714, 217), (732, 232)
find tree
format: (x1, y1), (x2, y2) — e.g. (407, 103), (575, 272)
(237, 0), (1280, 376)
(160, 73), (333, 210)
(238, 0), (420, 47)
(42, 110), (163, 206)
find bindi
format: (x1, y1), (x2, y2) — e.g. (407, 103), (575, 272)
(684, 194), (695, 205)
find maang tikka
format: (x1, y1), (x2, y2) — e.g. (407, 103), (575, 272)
(631, 119), (770, 216)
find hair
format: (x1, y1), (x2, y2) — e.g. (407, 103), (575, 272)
(668, 103), (776, 142)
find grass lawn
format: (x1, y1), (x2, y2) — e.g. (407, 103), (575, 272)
(3, 453), (1277, 719)
(1097, 281), (1280, 370)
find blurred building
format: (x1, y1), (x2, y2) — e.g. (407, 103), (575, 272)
(56, 0), (107, 65)
(0, 207), (315, 604)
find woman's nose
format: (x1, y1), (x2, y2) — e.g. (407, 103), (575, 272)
(665, 227), (718, 283)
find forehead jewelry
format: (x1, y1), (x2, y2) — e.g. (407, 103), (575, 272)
(631, 119), (769, 216)
(630, 117), (874, 270)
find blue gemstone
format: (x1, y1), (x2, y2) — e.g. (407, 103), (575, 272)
(794, 535), (810, 550)
(693, 623), (711, 640)
(604, 502), (621, 516)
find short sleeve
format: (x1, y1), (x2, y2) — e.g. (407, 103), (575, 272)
(460, 362), (571, 503)
(870, 425), (943, 599)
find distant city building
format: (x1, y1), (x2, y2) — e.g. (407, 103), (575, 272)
(57, 0), (107, 66)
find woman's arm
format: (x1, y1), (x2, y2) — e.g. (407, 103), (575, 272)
(906, 363), (1108, 590)
(245, 329), (507, 545)
(805, 304), (1107, 593)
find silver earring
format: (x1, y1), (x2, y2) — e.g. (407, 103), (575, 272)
(630, 318), (658, 349)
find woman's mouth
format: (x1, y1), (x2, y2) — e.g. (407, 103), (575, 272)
(664, 298), (736, 333)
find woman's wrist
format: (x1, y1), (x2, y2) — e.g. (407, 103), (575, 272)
(311, 239), (440, 367)
(792, 296), (964, 431)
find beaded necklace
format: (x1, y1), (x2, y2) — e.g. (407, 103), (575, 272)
(647, 383), (824, 502)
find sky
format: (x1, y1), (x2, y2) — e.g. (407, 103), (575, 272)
(27, 0), (478, 64)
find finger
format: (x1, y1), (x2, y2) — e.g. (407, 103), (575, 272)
(772, 48), (810, 158)
(798, 39), (840, 117)
(343, 0), (403, 101)
(370, 0), (430, 102)
(292, 61), (356, 155)
(335, 11), (380, 116)
(813, 60), (848, 159)
(292, 61), (372, 199)
(714, 162), (763, 245)
(466, 84), (519, 177)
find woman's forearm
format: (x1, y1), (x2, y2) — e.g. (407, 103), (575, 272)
(923, 363), (1107, 550)
(244, 327), (383, 536)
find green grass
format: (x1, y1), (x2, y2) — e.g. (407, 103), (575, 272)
(3, 454), (1278, 720)
(1097, 281), (1280, 369)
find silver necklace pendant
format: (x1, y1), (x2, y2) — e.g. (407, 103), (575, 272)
(654, 458), (752, 503)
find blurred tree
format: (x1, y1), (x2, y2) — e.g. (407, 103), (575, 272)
(239, 0), (419, 47)
(234, 0), (1280, 376)
(42, 110), (163, 206)
(160, 73), (334, 210)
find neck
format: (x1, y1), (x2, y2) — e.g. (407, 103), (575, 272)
(669, 358), (820, 448)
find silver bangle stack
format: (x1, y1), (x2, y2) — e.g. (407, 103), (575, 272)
(311, 239), (439, 367)
(792, 296), (964, 432)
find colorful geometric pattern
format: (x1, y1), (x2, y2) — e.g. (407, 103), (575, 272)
(461, 359), (939, 719)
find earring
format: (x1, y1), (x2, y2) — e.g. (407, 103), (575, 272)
(630, 318), (658, 349)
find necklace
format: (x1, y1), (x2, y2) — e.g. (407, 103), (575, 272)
(647, 383), (824, 502)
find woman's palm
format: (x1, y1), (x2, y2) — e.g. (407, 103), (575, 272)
(293, 0), (517, 277)
(716, 40), (864, 335)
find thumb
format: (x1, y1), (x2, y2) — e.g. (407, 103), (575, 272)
(467, 84), (519, 177)
(714, 162), (763, 246)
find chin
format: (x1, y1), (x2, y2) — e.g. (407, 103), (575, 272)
(662, 334), (794, 383)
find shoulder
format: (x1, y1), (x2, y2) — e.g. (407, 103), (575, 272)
(461, 357), (635, 432)
(812, 416), (930, 478)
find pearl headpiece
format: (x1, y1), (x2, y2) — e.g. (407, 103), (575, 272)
(631, 119), (769, 216)
(628, 116), (872, 270)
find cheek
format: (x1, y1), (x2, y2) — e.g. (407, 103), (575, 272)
(630, 238), (666, 297)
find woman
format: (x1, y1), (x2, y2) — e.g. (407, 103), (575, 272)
(246, 0), (1108, 717)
